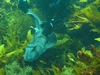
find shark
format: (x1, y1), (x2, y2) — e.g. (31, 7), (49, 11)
(18, 0), (57, 62)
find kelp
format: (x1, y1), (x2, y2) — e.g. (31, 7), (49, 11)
(0, 44), (5, 58)
(75, 46), (100, 75)
(30, 46), (100, 75)
(55, 33), (72, 46)
(79, 0), (87, 3)
(5, 61), (32, 75)
(94, 37), (100, 42)
(61, 1), (100, 74)
(80, 5), (100, 24)
(0, 29), (34, 64)
(51, 64), (61, 75)
(0, 68), (4, 75)
(65, 0), (100, 32)
(0, 4), (34, 65)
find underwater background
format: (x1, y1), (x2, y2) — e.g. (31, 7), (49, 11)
(0, 0), (100, 75)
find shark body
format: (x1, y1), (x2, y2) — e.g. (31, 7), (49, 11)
(18, 0), (57, 62)
(23, 9), (57, 62)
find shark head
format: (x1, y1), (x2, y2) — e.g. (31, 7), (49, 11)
(24, 36), (46, 62)
(24, 32), (57, 62)
(24, 44), (42, 62)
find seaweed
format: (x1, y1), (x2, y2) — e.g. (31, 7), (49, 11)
(0, 0), (34, 66)
(5, 61), (32, 75)
(0, 68), (4, 75)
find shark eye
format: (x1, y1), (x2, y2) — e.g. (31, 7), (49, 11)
(31, 46), (36, 51)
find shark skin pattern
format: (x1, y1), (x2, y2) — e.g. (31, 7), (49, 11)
(23, 10), (57, 62)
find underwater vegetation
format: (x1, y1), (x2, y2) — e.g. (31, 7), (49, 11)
(5, 61), (32, 75)
(0, 0), (100, 75)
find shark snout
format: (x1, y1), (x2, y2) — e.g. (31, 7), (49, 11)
(24, 46), (41, 62)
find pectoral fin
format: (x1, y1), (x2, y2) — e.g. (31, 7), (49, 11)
(45, 32), (57, 49)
